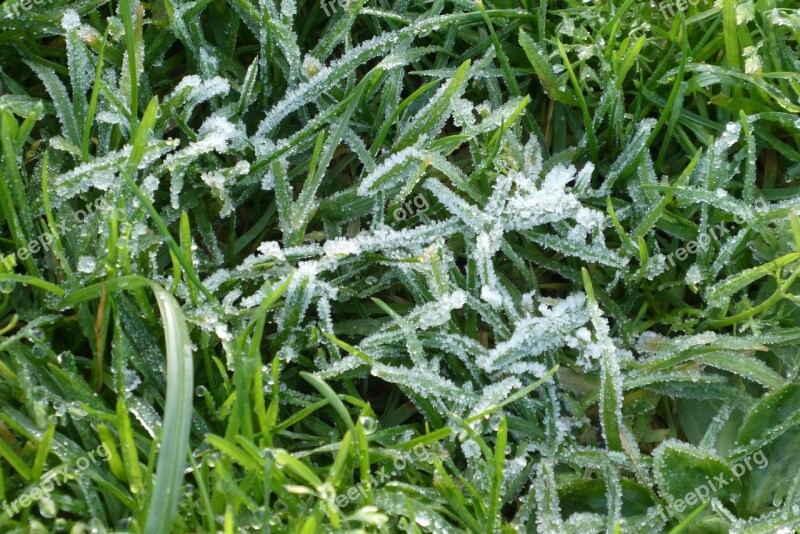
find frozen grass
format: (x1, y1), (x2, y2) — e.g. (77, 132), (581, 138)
(0, 0), (800, 532)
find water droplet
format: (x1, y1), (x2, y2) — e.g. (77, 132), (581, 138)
(317, 482), (335, 500)
(68, 401), (87, 419)
(0, 279), (16, 294)
(359, 416), (378, 434)
(414, 512), (432, 527)
(123, 367), (141, 393)
(206, 452), (219, 468)
(38, 496), (57, 518)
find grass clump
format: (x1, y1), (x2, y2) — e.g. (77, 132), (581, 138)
(0, 0), (800, 532)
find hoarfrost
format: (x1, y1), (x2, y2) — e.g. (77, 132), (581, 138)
(258, 241), (287, 261)
(129, 397), (162, 438)
(469, 376), (521, 419)
(686, 264), (703, 287)
(479, 294), (588, 371)
(302, 55), (323, 78)
(357, 147), (426, 196)
(460, 438), (481, 459)
(163, 115), (244, 208)
(77, 256), (97, 273)
(61, 10), (81, 32)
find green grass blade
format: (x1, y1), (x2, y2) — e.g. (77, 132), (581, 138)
(143, 284), (194, 534)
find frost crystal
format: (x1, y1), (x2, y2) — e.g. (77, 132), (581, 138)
(302, 55), (323, 78)
(479, 294), (588, 371)
(163, 115), (244, 209)
(61, 10), (81, 31)
(77, 256), (97, 273)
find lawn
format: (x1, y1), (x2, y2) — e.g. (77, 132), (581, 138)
(1, 0), (800, 532)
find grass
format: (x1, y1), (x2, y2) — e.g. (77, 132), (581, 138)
(0, 0), (800, 532)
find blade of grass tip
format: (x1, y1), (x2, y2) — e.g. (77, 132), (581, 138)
(667, 501), (709, 533)
(120, 168), (220, 311)
(272, 400), (330, 433)
(791, 210), (800, 252)
(0, 113), (38, 277)
(475, 0), (538, 136)
(272, 159), (294, 241)
(355, 418), (371, 504)
(637, 237), (650, 275)
(82, 27), (111, 161)
(290, 74), (374, 245)
(224, 507), (235, 534)
(249, 331), (270, 444)
(486, 415), (507, 533)
(128, 97), (158, 170)
(179, 211), (197, 304)
(31, 423), (56, 479)
(394, 59), (471, 151)
(40, 152), (71, 277)
(237, 55), (259, 116)
(583, 267), (622, 452)
(300, 516), (318, 534)
(245, 279), (293, 441)
(264, 355), (281, 439)
(581, 267), (596, 303)
(519, 29), (577, 107)
(325, 430), (353, 487)
(739, 107), (772, 205)
(96, 423), (126, 481)
(13, 101), (42, 149)
(94, 285), (108, 391)
(619, 429), (664, 507)
(322, 332), (373, 365)
(606, 197), (637, 255)
(231, 348), (255, 440)
(116, 398), (144, 495)
(273, 450), (323, 488)
(120, 0), (139, 135)
(306, 130), (326, 190)
(300, 372), (358, 444)
(633, 148), (703, 241)
(238, 274), (294, 344)
(206, 435), (261, 471)
(722, 0), (741, 98)
(57, 275), (150, 309)
(168, 248), (181, 294)
(556, 40), (598, 164)
(654, 20), (689, 168)
(187, 452), (215, 534)
(144, 283), (194, 534)
(599, 0), (637, 36)
(395, 365), (559, 451)
(370, 78), (442, 156)
(0, 437), (31, 481)
(0, 315), (18, 336)
(617, 35), (646, 87)
(0, 274), (65, 297)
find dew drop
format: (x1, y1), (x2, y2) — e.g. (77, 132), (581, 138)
(359, 416), (378, 434)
